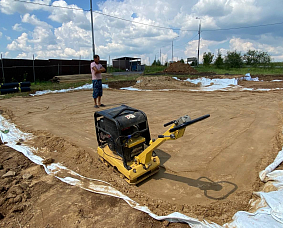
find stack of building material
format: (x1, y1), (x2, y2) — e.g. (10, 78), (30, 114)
(0, 82), (31, 94)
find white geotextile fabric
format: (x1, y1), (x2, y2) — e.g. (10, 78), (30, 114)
(1, 114), (283, 227)
(30, 83), (109, 96)
(259, 149), (283, 182)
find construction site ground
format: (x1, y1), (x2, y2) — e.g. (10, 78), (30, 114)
(1, 73), (283, 227)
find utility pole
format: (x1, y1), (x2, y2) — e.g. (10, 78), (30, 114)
(155, 55), (156, 66)
(79, 55), (81, 74)
(90, 0), (95, 59)
(196, 17), (201, 67)
(160, 48), (161, 64)
(1, 54), (5, 83)
(172, 40), (173, 62)
(172, 36), (179, 63)
(33, 54), (36, 82)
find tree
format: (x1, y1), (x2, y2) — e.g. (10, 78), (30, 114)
(243, 50), (271, 66)
(180, 58), (185, 63)
(202, 52), (214, 66)
(214, 50), (224, 68)
(152, 59), (161, 66)
(224, 50), (243, 68)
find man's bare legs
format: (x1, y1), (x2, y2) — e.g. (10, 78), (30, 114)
(94, 96), (101, 107)
(97, 96), (101, 106)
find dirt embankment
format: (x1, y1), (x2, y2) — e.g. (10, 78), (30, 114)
(164, 62), (198, 74)
(0, 142), (187, 228)
(134, 76), (200, 90)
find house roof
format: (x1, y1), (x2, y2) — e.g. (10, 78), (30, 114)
(112, 57), (141, 61)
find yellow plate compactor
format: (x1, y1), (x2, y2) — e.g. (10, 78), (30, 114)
(94, 105), (210, 185)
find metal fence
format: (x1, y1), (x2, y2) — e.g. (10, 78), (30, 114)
(0, 57), (107, 83)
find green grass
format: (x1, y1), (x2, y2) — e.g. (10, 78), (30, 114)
(143, 64), (283, 75)
(32, 81), (92, 91)
(144, 65), (166, 74)
(0, 91), (31, 99)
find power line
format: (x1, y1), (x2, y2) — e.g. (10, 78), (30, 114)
(12, 0), (283, 32)
(13, 0), (187, 31)
(203, 22), (283, 31)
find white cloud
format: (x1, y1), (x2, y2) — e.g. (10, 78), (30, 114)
(6, 36), (11, 41)
(17, 52), (28, 59)
(21, 14), (55, 45)
(0, 31), (2, 38)
(48, 1), (90, 29)
(1, 0), (283, 61)
(54, 21), (91, 47)
(7, 33), (32, 52)
(192, 0), (233, 17)
(22, 13), (51, 28)
(219, 0), (261, 25)
(0, 52), (10, 58)
(12, 23), (25, 31)
(229, 37), (283, 57)
(229, 38), (255, 52)
(0, 0), (51, 15)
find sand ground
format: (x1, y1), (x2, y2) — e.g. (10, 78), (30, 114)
(1, 75), (283, 227)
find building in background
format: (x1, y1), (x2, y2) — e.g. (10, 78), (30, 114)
(112, 57), (144, 71)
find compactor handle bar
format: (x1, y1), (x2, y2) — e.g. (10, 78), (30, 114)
(164, 120), (175, 127)
(169, 114), (210, 133)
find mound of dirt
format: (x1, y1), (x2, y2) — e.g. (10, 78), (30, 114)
(164, 62), (198, 74)
(134, 76), (200, 90)
(107, 80), (137, 89)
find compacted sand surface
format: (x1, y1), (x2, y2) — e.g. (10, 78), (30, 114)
(1, 75), (283, 227)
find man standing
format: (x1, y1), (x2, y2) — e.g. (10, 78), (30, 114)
(91, 55), (106, 108)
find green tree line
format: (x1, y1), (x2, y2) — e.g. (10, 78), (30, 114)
(203, 50), (272, 69)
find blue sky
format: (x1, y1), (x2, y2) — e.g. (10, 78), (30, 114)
(1, 0), (283, 64)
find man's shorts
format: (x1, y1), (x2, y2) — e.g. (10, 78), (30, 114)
(92, 79), (103, 99)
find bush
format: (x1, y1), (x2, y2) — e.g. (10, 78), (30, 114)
(203, 52), (214, 66)
(152, 60), (161, 66)
(214, 52), (224, 68)
(224, 50), (243, 68)
(243, 50), (271, 66)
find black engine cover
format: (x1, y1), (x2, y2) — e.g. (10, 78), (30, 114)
(94, 105), (151, 161)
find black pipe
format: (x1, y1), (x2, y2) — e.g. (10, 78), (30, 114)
(0, 82), (31, 89)
(0, 88), (19, 94)
(19, 87), (31, 92)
